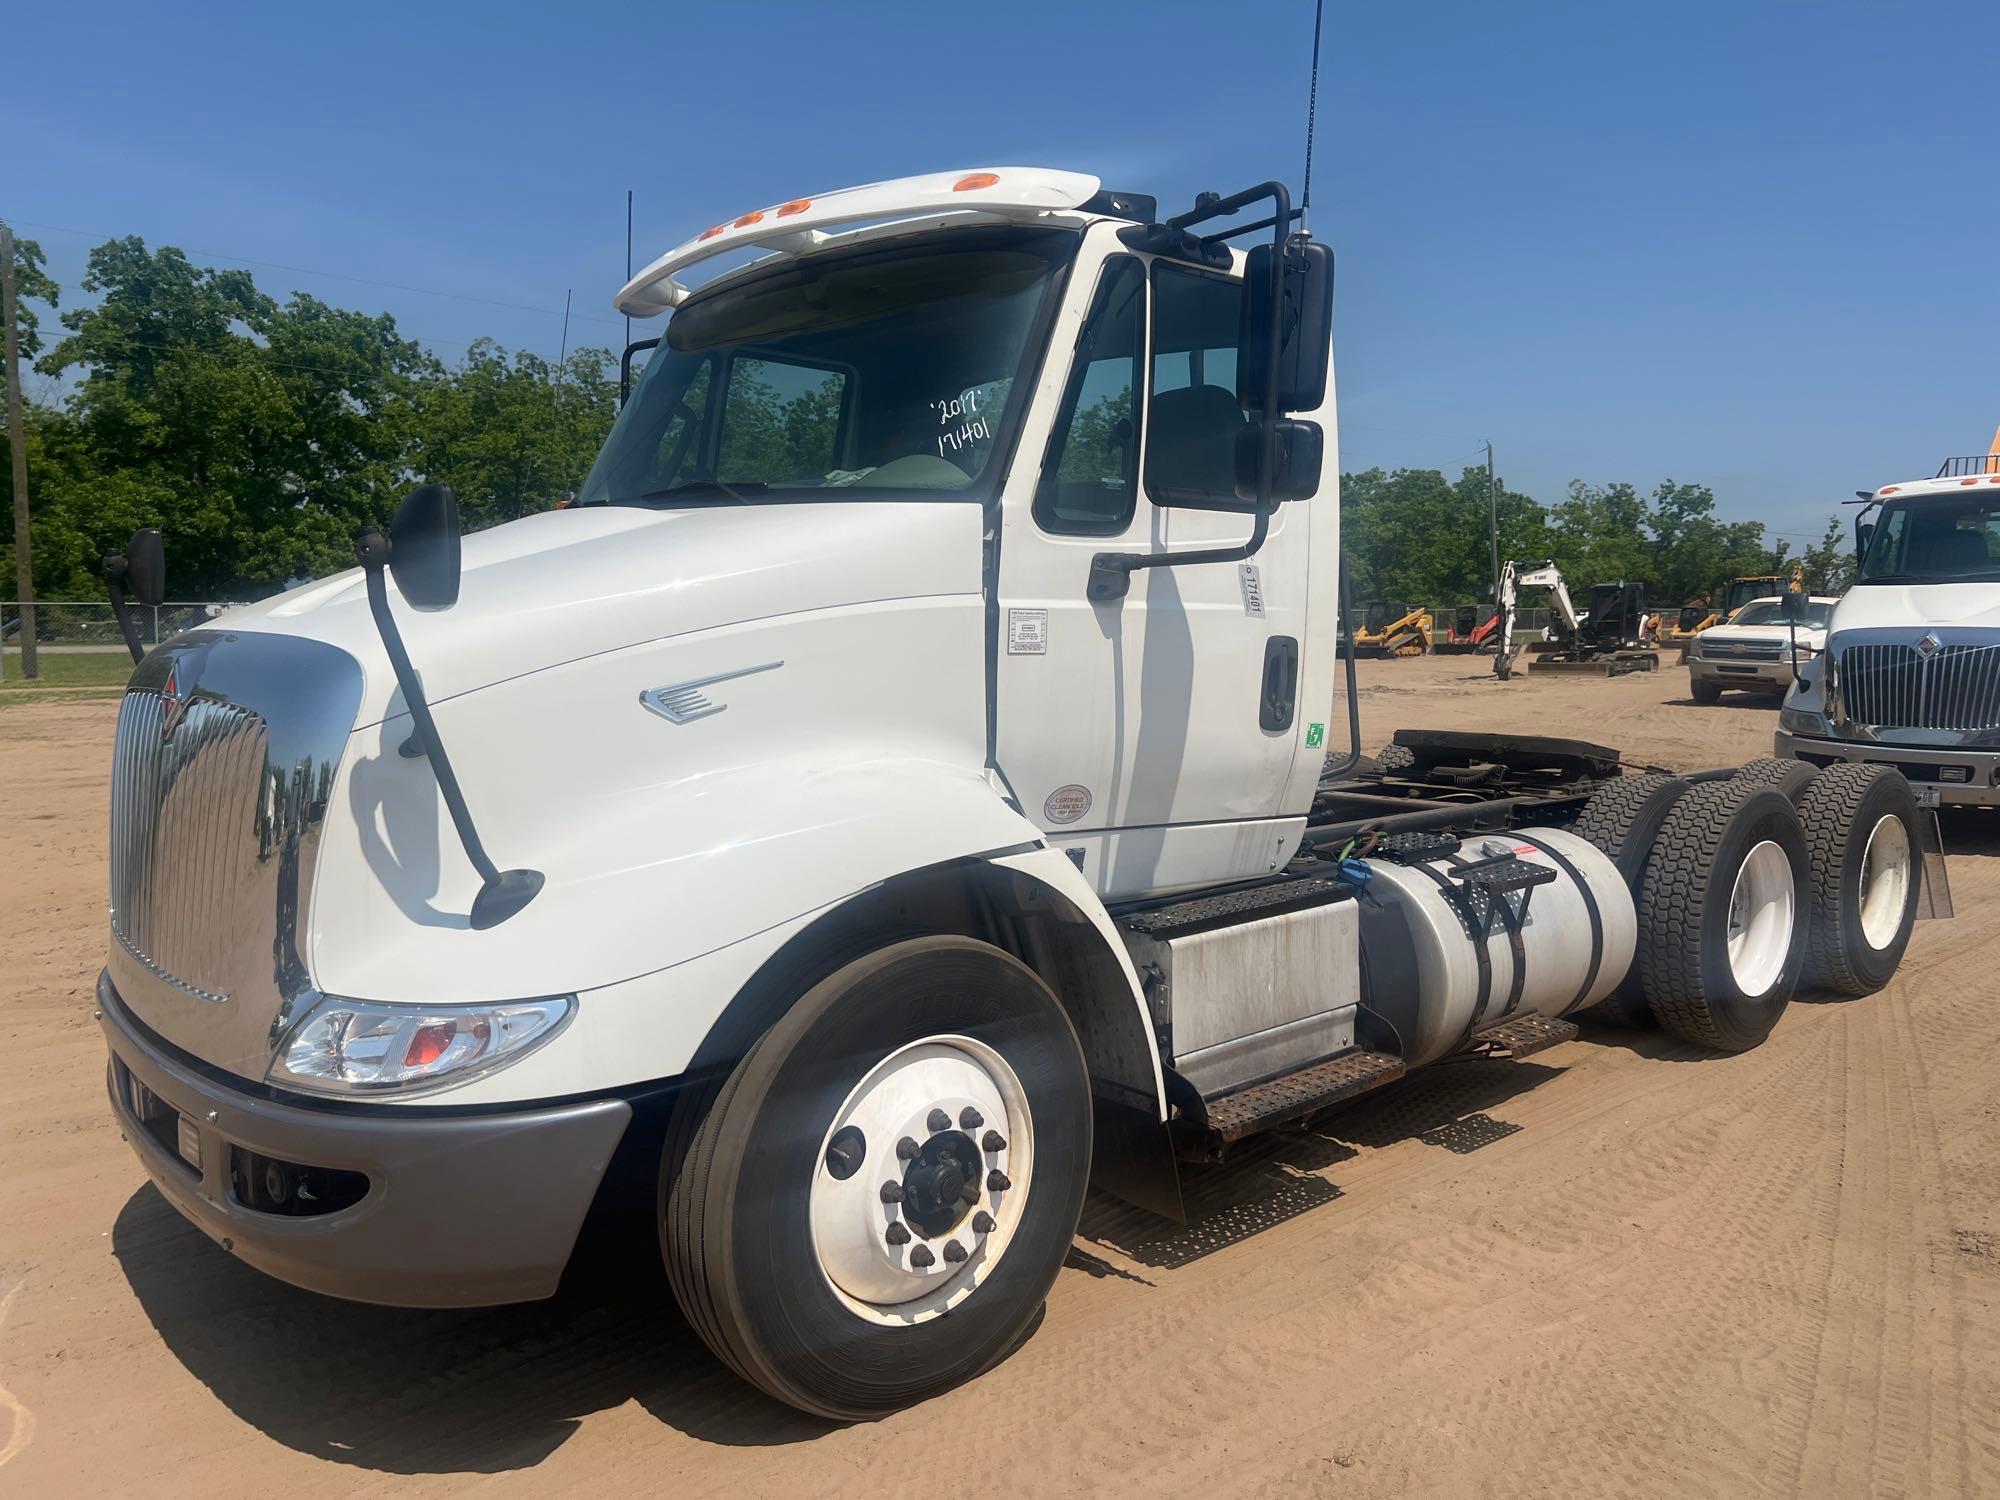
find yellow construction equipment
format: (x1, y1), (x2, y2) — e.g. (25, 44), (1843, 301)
(1350, 602), (1433, 658)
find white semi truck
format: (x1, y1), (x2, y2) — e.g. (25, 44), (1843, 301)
(97, 168), (1929, 1418)
(1777, 456), (2000, 807)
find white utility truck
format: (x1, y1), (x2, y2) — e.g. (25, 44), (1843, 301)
(1778, 456), (2000, 808)
(97, 169), (1929, 1419)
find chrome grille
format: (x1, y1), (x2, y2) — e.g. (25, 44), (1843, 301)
(110, 691), (270, 1002)
(105, 630), (363, 1080)
(1839, 641), (2000, 732)
(1699, 640), (1784, 661)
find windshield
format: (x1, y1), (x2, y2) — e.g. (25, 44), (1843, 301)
(1857, 500), (2000, 585)
(1732, 600), (1831, 628)
(578, 229), (1074, 507)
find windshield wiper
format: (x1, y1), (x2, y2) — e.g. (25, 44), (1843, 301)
(1857, 571), (2000, 585)
(628, 479), (771, 503)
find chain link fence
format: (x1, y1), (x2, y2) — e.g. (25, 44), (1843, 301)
(2, 602), (227, 649)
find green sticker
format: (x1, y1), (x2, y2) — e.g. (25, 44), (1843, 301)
(1305, 722), (1325, 748)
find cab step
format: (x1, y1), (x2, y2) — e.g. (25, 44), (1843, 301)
(1469, 1012), (1579, 1058)
(1195, 1050), (1406, 1145)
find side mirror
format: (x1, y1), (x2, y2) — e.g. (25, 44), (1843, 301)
(389, 483), (463, 611)
(1855, 519), (1875, 563)
(1779, 590), (1807, 623)
(1233, 420), (1323, 501)
(1238, 237), (1334, 415)
(123, 528), (166, 607)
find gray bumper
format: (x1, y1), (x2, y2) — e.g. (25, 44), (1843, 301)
(1689, 658), (1791, 689)
(98, 972), (632, 1307)
(1774, 732), (2000, 807)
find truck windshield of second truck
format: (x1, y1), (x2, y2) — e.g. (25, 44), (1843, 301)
(577, 228), (1076, 508)
(1858, 501), (2000, 585)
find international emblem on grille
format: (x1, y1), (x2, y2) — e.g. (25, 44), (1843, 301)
(1916, 631), (1943, 660)
(158, 664), (192, 742)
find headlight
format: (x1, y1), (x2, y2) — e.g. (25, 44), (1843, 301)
(1779, 705), (1831, 737)
(269, 993), (574, 1097)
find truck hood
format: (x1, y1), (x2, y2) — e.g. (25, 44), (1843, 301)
(219, 500), (984, 725)
(1831, 583), (2000, 640)
(1699, 622), (1828, 649)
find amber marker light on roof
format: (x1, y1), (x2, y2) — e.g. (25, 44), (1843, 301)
(775, 199), (812, 216)
(733, 211), (765, 227)
(953, 172), (1001, 192)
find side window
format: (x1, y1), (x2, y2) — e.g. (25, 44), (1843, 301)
(1033, 257), (1144, 535)
(649, 358), (713, 491)
(1145, 264), (1246, 507)
(718, 357), (848, 484)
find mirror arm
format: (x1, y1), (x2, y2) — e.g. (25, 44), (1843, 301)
(101, 555), (147, 664)
(1090, 182), (1293, 604)
(355, 526), (543, 928)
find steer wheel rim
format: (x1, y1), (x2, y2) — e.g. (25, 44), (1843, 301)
(1858, 813), (1913, 951)
(1726, 839), (1796, 997)
(809, 1034), (1033, 1327)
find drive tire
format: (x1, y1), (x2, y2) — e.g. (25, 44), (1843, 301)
(1690, 678), (1722, 705)
(1635, 780), (1809, 1051)
(1377, 741), (1417, 774)
(1571, 773), (1692, 1027)
(661, 936), (1091, 1420)
(1731, 756), (1817, 803)
(1796, 763), (1921, 997)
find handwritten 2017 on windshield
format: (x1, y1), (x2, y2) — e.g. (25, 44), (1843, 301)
(933, 390), (990, 457)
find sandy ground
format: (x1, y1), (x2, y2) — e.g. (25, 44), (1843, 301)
(3, 655), (1998, 1498)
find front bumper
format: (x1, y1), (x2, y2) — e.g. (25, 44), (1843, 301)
(1688, 657), (1795, 690)
(98, 971), (632, 1307)
(1774, 732), (2000, 807)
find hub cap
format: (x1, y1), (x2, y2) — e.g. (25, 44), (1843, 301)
(1726, 839), (1795, 997)
(1857, 813), (1913, 950)
(809, 1035), (1031, 1326)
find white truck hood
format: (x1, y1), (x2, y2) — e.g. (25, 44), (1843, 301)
(1701, 621), (1828, 650)
(1830, 583), (2000, 639)
(216, 500), (983, 726)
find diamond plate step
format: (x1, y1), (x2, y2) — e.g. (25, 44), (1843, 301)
(1470, 1012), (1579, 1059)
(1197, 1050), (1406, 1143)
(1120, 877), (1352, 941)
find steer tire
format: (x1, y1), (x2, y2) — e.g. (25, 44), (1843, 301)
(660, 936), (1091, 1420)
(1635, 780), (1810, 1051)
(1731, 756), (1817, 803)
(1796, 763), (1922, 997)
(1572, 773), (1692, 1027)
(1690, 678), (1722, 705)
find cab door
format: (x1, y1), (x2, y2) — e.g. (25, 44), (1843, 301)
(992, 237), (1313, 899)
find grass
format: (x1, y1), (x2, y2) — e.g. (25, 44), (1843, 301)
(0, 650), (134, 696)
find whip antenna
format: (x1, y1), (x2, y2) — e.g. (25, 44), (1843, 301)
(1302, 0), (1324, 233)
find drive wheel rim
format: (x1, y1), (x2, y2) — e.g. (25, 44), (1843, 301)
(809, 1034), (1033, 1327)
(1726, 839), (1795, 996)
(1857, 813), (1913, 951)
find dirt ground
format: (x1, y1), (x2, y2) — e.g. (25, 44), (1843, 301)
(4, 655), (1998, 1498)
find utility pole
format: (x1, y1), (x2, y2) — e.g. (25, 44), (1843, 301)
(1484, 439), (1500, 609)
(1, 223), (36, 681)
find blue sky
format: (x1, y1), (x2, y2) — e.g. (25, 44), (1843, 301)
(7, 0), (1997, 548)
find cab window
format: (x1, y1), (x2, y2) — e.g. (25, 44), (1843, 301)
(1032, 257), (1145, 535)
(1145, 264), (1246, 507)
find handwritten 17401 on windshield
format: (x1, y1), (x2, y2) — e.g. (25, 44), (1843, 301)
(933, 390), (990, 457)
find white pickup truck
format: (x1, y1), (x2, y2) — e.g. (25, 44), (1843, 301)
(1777, 458), (2000, 806)
(1687, 594), (1836, 703)
(95, 168), (1930, 1419)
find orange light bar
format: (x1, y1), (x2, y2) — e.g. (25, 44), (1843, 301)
(776, 198), (812, 217)
(733, 210), (765, 228)
(953, 172), (1001, 192)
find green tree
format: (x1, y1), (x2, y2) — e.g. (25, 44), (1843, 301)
(3, 231), (60, 356)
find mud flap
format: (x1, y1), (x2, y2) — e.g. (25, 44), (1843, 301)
(1917, 809), (1953, 921)
(1089, 1089), (1185, 1225)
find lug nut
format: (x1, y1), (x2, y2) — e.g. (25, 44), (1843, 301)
(987, 1169), (1011, 1192)
(973, 1211), (996, 1235)
(879, 1181), (903, 1204)
(927, 1108), (952, 1134)
(896, 1136), (920, 1161)
(885, 1222), (911, 1246)
(982, 1129), (1007, 1153)
(909, 1243), (936, 1269)
(943, 1240), (968, 1264)
(959, 1106), (984, 1129)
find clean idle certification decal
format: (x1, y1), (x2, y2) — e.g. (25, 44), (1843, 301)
(1043, 784), (1092, 824)
(1007, 607), (1049, 655)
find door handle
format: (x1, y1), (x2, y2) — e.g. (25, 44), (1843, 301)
(1260, 635), (1299, 732)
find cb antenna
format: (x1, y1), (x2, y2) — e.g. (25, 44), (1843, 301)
(1301, 0), (1325, 234)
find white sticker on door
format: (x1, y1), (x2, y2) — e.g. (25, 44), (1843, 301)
(1239, 562), (1266, 618)
(1007, 607), (1049, 655)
